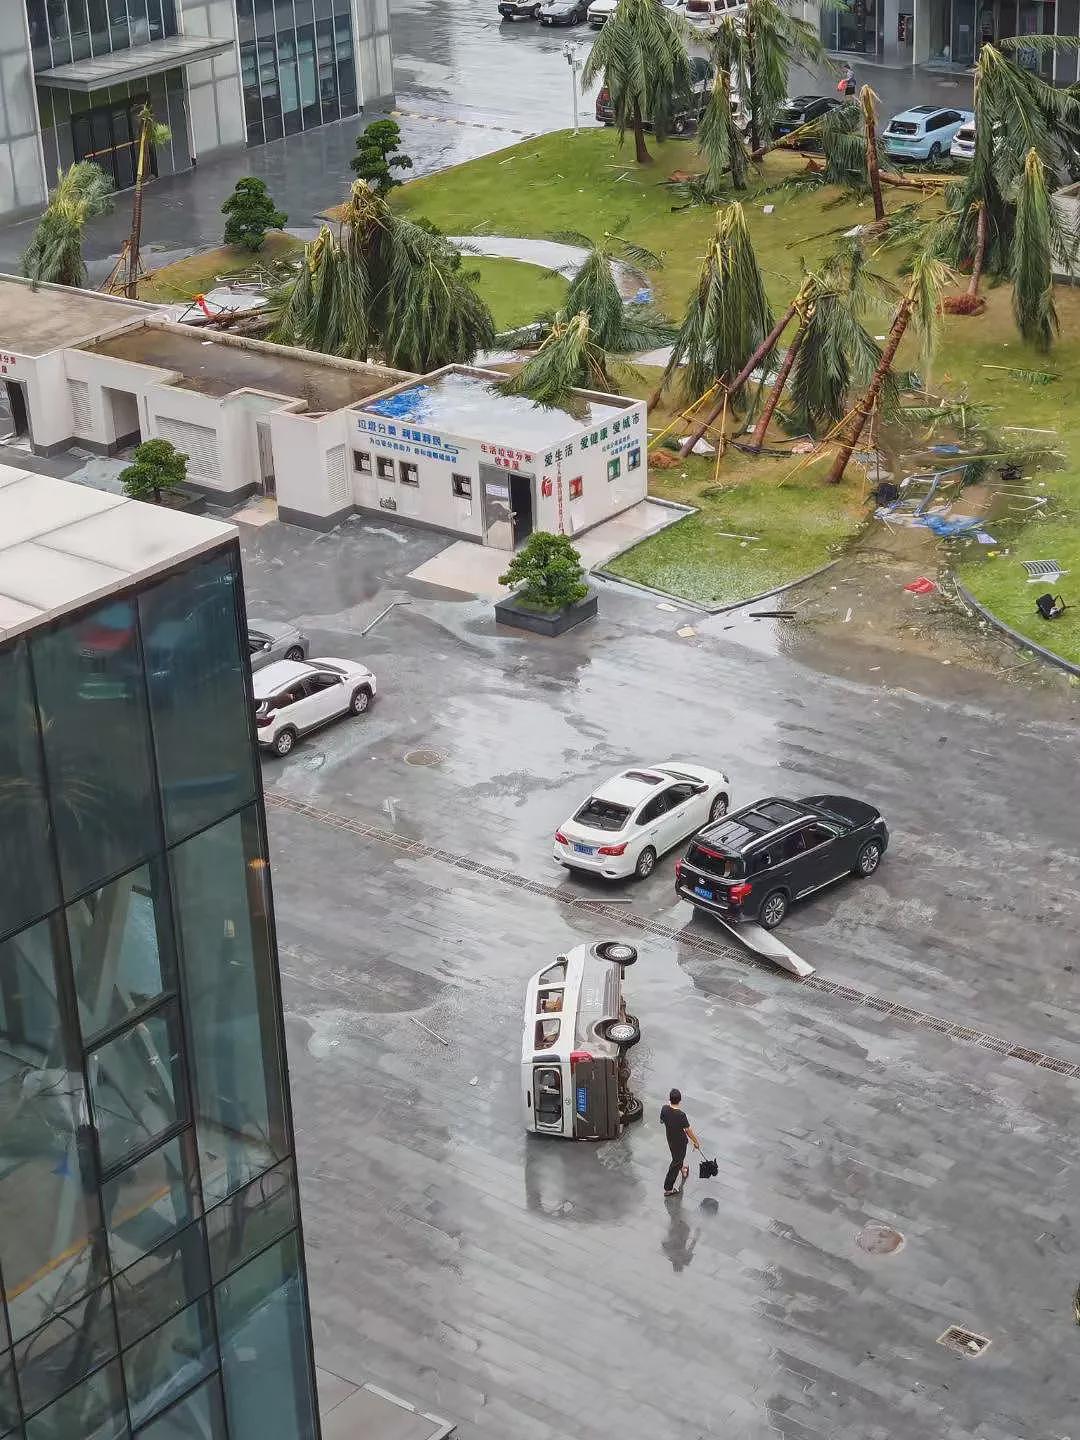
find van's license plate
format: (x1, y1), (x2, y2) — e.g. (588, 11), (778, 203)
(694, 885), (713, 901)
(573, 843), (595, 855)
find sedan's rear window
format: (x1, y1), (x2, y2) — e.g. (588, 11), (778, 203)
(574, 798), (632, 831)
(686, 843), (744, 878)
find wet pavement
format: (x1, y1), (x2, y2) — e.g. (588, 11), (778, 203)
(239, 513), (1080, 1439)
(0, 0), (975, 279)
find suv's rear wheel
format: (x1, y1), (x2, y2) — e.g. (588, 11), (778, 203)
(928, 141), (942, 161)
(854, 840), (882, 877)
(273, 728), (296, 757)
(759, 890), (788, 930)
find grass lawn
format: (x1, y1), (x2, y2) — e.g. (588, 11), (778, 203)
(469, 257), (566, 332)
(394, 129), (1080, 637)
(138, 231), (302, 303)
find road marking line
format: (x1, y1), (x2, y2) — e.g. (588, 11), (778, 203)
(266, 791), (1080, 1081)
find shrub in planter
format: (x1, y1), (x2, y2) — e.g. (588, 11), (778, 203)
(498, 532), (588, 611)
(118, 437), (188, 504)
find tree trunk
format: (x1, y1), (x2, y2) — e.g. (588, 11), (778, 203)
(676, 293), (804, 457)
(862, 89), (885, 222)
(826, 288), (914, 484)
(746, 12), (759, 156)
(632, 101), (651, 164)
(966, 201), (988, 298)
(747, 325), (804, 452)
(125, 117), (151, 299)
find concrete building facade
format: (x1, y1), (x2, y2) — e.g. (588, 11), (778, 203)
(0, 0), (394, 223)
(0, 475), (321, 1439)
(0, 275), (649, 549)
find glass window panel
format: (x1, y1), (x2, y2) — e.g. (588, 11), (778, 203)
(0, 919), (107, 1342)
(15, 1287), (117, 1415)
(140, 550), (255, 847)
(0, 1348), (18, 1436)
(24, 1358), (126, 1440)
(0, 641), (58, 940)
(206, 1160), (295, 1283)
(124, 1295), (215, 1428)
(114, 1220), (209, 1348)
(28, 0), (53, 67)
(102, 1131), (200, 1275)
(67, 0), (92, 60)
(298, 26), (319, 127)
(254, 0), (276, 33)
(215, 1233), (317, 1440)
(31, 597), (159, 900)
(277, 31), (301, 132)
(88, 0), (111, 52)
(67, 859), (175, 1043)
(316, 19), (338, 118)
(88, 1004), (186, 1170)
(128, 0), (152, 43)
(171, 811), (288, 1206)
(162, 0), (178, 36)
(107, 0), (129, 47)
(136, 1372), (227, 1439)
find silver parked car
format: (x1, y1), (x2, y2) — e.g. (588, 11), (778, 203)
(247, 619), (309, 670)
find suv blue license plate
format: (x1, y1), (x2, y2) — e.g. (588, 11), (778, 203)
(574, 843), (595, 855)
(694, 885), (713, 901)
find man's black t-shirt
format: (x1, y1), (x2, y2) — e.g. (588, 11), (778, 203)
(660, 1103), (690, 1156)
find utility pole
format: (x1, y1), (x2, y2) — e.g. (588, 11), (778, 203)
(563, 43), (582, 134)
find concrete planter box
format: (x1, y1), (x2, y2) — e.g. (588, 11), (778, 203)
(495, 589), (598, 635)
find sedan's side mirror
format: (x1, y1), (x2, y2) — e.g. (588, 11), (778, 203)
(263, 641), (272, 651)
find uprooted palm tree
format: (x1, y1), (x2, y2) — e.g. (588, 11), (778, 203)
(272, 181), (495, 370)
(941, 38), (1080, 325)
(826, 249), (951, 483)
(21, 161), (113, 289)
(581, 0), (692, 164)
(1012, 147), (1059, 351)
(499, 311), (624, 406)
(650, 202), (772, 425)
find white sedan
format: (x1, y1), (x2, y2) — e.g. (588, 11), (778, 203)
(554, 762), (731, 881)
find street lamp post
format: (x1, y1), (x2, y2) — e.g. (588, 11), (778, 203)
(563, 42), (582, 134)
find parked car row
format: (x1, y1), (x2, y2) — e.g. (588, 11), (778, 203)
(552, 761), (889, 930)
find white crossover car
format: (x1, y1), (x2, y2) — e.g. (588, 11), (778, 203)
(253, 657), (377, 756)
(554, 762), (731, 881)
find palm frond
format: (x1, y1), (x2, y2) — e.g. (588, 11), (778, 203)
(1011, 147), (1057, 351)
(500, 311), (615, 407)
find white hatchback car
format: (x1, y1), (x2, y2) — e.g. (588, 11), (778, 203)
(554, 762), (730, 880)
(587, 0), (617, 26)
(253, 657), (377, 757)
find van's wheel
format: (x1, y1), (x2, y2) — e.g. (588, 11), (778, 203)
(854, 840), (882, 877)
(620, 1095), (644, 1124)
(594, 941), (637, 966)
(634, 846), (657, 880)
(600, 1017), (641, 1049)
(709, 793), (729, 822)
(273, 728), (296, 757)
(284, 646), (305, 661)
(759, 890), (788, 930)
(351, 685), (372, 714)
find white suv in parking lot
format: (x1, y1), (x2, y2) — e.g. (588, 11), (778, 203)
(253, 657), (378, 756)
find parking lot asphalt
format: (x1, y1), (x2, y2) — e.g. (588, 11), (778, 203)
(243, 515), (1080, 1440)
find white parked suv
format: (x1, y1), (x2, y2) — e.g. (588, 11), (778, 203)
(253, 657), (377, 756)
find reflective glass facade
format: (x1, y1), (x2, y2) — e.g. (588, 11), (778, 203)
(0, 544), (319, 1440)
(25, 1), (180, 71)
(236, 0), (358, 146)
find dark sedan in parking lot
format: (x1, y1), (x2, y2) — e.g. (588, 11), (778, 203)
(675, 794), (889, 930)
(771, 94), (844, 143)
(539, 0), (587, 20)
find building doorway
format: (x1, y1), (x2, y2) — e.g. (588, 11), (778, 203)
(4, 381), (29, 441)
(71, 95), (157, 192)
(509, 473), (534, 546)
(256, 421), (276, 497)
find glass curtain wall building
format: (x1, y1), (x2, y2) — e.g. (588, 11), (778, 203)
(0, 488), (319, 1440)
(236, 0), (358, 147)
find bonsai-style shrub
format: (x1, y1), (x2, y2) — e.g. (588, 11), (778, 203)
(118, 437), (188, 504)
(498, 531), (588, 611)
(221, 177), (287, 251)
(350, 119), (413, 196)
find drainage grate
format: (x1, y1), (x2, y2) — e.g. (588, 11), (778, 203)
(404, 749), (446, 767)
(937, 1325), (991, 1357)
(1021, 558), (1064, 578)
(857, 1223), (904, 1255)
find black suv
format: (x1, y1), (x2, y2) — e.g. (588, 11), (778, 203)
(771, 95), (844, 144)
(675, 795), (888, 930)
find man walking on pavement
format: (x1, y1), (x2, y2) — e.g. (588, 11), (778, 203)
(661, 1088), (700, 1197)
